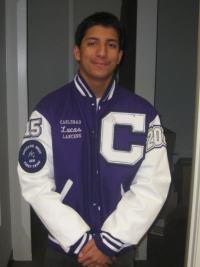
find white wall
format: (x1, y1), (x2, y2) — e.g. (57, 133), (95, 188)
(28, 0), (70, 113)
(0, 0), (12, 266)
(6, 0), (31, 261)
(135, 0), (158, 105)
(155, 0), (199, 160)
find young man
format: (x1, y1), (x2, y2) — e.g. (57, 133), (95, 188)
(18, 12), (171, 267)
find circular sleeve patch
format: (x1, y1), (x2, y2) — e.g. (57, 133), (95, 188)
(19, 140), (47, 173)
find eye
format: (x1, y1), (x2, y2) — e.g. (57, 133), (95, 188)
(88, 42), (96, 46)
(108, 43), (117, 48)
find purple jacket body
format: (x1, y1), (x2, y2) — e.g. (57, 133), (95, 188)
(18, 73), (171, 257)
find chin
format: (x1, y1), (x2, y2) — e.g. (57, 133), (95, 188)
(92, 71), (113, 80)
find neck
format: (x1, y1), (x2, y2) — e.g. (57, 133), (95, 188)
(80, 73), (113, 98)
(87, 79), (111, 98)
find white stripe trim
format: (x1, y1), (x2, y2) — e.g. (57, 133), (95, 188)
(74, 76), (86, 96)
(107, 80), (116, 100)
(78, 76), (93, 97)
(103, 80), (116, 102)
(61, 179), (73, 201)
(102, 238), (119, 252)
(74, 233), (90, 254)
(101, 232), (123, 247)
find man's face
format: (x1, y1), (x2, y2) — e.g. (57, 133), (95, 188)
(74, 25), (123, 87)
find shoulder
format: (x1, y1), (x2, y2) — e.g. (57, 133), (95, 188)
(37, 82), (73, 107)
(34, 81), (74, 116)
(116, 85), (158, 115)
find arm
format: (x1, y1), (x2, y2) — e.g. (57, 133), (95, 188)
(94, 115), (171, 257)
(18, 110), (91, 254)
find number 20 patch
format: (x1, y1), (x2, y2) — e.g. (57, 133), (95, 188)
(146, 125), (166, 152)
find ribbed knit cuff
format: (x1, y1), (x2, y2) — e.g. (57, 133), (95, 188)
(69, 232), (92, 256)
(94, 232), (124, 257)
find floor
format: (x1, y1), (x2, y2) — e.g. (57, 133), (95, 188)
(8, 209), (187, 267)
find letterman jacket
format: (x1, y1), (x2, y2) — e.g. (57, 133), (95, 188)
(18, 73), (171, 257)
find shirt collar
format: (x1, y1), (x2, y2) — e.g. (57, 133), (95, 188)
(74, 71), (117, 102)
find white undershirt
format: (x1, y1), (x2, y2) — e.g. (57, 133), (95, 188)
(96, 98), (101, 111)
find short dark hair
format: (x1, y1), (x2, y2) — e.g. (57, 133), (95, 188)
(75, 12), (125, 50)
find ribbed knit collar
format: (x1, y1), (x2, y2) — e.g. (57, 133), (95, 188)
(74, 71), (117, 102)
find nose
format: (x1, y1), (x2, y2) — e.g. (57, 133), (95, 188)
(96, 43), (107, 58)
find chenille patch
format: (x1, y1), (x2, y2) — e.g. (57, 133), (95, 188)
(19, 140), (46, 173)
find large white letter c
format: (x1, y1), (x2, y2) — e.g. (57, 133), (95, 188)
(100, 112), (146, 166)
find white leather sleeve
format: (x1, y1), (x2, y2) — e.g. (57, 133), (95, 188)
(17, 110), (90, 253)
(101, 115), (171, 246)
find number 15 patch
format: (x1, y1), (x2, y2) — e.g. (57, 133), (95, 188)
(19, 140), (46, 173)
(24, 118), (42, 138)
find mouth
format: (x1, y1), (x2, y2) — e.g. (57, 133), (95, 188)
(92, 61), (109, 67)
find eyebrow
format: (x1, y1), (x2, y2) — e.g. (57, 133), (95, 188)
(85, 37), (119, 43)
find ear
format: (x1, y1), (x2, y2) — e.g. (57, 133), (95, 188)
(117, 50), (123, 65)
(73, 45), (81, 62)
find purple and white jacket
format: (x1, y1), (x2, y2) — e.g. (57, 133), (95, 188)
(18, 73), (171, 257)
